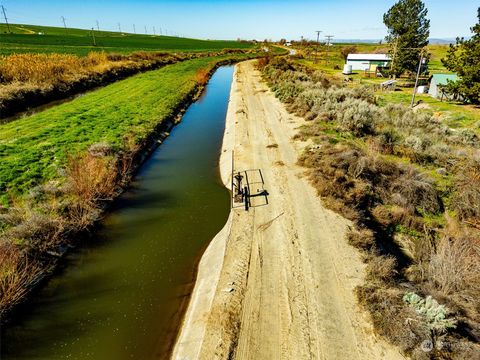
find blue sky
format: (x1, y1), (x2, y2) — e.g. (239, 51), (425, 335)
(1, 0), (477, 40)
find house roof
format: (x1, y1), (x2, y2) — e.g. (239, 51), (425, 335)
(431, 74), (459, 85)
(347, 53), (391, 61)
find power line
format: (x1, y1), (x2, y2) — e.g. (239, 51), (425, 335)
(144, 25), (147, 34)
(153, 26), (156, 36)
(1, 5), (11, 33)
(96, 20), (100, 31)
(117, 22), (121, 33)
(133, 24), (136, 34)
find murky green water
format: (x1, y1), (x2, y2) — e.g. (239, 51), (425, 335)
(1, 66), (234, 359)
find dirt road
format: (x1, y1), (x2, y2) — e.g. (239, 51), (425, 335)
(172, 60), (404, 360)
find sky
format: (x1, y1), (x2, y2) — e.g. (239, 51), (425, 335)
(0, 0), (477, 40)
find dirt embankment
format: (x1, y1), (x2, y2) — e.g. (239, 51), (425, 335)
(172, 60), (405, 359)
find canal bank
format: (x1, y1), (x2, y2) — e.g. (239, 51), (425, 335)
(1, 66), (235, 360)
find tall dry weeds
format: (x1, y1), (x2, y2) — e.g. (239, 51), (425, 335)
(453, 159), (480, 224)
(194, 69), (209, 86)
(65, 150), (118, 205)
(0, 243), (44, 317)
(427, 220), (480, 302)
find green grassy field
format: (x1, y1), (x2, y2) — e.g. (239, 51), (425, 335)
(377, 89), (480, 129)
(0, 54), (254, 202)
(0, 23), (254, 56)
(297, 43), (451, 78)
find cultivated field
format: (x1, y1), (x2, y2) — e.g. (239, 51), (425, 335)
(0, 23), (254, 56)
(0, 54), (255, 203)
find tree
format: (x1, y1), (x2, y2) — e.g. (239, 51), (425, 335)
(442, 8), (480, 104)
(383, 0), (430, 77)
(340, 45), (357, 61)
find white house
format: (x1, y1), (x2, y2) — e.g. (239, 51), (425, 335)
(346, 54), (391, 71)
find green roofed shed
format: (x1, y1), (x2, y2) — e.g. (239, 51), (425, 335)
(428, 74), (459, 99)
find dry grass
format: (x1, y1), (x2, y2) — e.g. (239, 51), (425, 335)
(426, 220), (480, 304)
(0, 52), (113, 86)
(365, 255), (397, 284)
(0, 243), (44, 317)
(453, 159), (480, 223)
(346, 227), (375, 251)
(66, 150), (118, 205)
(194, 69), (210, 86)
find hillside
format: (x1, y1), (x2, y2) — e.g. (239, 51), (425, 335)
(0, 23), (254, 56)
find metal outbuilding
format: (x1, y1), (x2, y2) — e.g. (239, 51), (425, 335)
(346, 54), (391, 71)
(428, 74), (459, 99)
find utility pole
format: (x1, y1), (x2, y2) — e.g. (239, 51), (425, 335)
(325, 35), (334, 46)
(144, 25), (147, 34)
(118, 22), (121, 33)
(133, 24), (136, 34)
(410, 51), (425, 108)
(314, 30), (322, 64)
(61, 16), (67, 34)
(325, 35), (334, 65)
(1, 5), (11, 33)
(91, 27), (96, 46)
(159, 27), (162, 36)
(391, 36), (399, 79)
(153, 26), (156, 36)
(96, 20), (100, 31)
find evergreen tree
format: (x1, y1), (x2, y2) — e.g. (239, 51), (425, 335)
(442, 8), (480, 104)
(383, 0), (430, 77)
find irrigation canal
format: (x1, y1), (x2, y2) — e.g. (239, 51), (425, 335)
(1, 66), (234, 359)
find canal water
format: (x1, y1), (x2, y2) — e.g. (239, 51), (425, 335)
(1, 66), (234, 359)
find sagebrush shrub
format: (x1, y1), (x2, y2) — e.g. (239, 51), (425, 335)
(403, 292), (456, 334)
(337, 98), (379, 135)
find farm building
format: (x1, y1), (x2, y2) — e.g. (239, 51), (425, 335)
(428, 74), (459, 99)
(346, 54), (391, 71)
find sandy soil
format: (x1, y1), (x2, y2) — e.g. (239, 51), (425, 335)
(171, 60), (405, 360)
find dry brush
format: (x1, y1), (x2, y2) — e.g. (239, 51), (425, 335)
(260, 57), (480, 358)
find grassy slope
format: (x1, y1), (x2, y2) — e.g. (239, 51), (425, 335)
(0, 54), (251, 201)
(0, 23), (254, 56)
